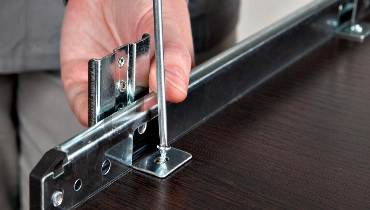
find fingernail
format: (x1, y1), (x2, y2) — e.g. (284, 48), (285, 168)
(165, 68), (187, 95)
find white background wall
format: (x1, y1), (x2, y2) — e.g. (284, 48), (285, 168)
(236, 0), (314, 42)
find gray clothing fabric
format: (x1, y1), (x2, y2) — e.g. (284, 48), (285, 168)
(0, 73), (85, 210)
(0, 0), (64, 73)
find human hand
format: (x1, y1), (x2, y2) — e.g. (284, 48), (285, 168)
(60, 0), (194, 127)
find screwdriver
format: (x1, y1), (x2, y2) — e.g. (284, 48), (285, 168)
(153, 0), (170, 163)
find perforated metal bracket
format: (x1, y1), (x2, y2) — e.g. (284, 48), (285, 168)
(88, 34), (151, 127)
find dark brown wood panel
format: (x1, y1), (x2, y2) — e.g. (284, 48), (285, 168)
(80, 37), (370, 209)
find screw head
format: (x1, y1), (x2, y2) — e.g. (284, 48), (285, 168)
(51, 191), (63, 207)
(118, 56), (125, 68)
(116, 80), (126, 93)
(351, 24), (363, 34)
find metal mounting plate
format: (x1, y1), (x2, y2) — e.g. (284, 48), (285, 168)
(133, 147), (192, 178)
(336, 21), (370, 41)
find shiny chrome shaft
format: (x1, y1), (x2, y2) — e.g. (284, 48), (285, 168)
(153, 0), (169, 161)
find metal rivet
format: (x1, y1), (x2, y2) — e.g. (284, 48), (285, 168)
(51, 191), (63, 207)
(137, 123), (147, 135)
(116, 80), (126, 93)
(118, 56), (125, 68)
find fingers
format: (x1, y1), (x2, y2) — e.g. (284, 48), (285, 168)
(146, 0), (194, 103)
(149, 39), (192, 102)
(61, 60), (89, 127)
(66, 82), (89, 127)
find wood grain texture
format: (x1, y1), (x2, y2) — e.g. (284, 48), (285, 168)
(79, 37), (370, 209)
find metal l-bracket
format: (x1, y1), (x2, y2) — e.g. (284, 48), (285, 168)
(336, 0), (370, 41)
(133, 147), (192, 178)
(88, 34), (150, 127)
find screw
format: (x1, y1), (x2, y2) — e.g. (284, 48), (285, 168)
(351, 24), (363, 34)
(51, 191), (63, 207)
(137, 123), (147, 135)
(116, 80), (126, 93)
(118, 56), (125, 68)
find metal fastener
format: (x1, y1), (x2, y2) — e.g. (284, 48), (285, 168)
(351, 24), (363, 34)
(116, 80), (126, 93)
(51, 190), (63, 207)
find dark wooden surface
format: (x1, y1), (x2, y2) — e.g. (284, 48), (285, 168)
(80, 37), (370, 209)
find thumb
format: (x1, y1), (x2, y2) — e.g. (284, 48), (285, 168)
(148, 1), (194, 103)
(149, 38), (193, 103)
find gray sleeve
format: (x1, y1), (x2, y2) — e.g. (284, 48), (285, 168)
(0, 0), (64, 73)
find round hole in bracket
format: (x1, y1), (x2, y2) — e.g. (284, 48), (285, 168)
(74, 179), (82, 191)
(101, 159), (111, 176)
(116, 103), (124, 111)
(118, 56), (125, 68)
(137, 123), (147, 135)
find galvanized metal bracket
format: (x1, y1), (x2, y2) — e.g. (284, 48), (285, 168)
(133, 147), (192, 178)
(88, 34), (151, 127)
(336, 0), (370, 41)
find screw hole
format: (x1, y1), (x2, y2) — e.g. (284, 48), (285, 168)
(116, 103), (124, 110)
(118, 56), (125, 68)
(137, 123), (147, 135)
(101, 159), (111, 176)
(74, 179), (82, 191)
(155, 157), (169, 164)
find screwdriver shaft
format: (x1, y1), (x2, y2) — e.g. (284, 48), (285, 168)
(153, 0), (169, 156)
